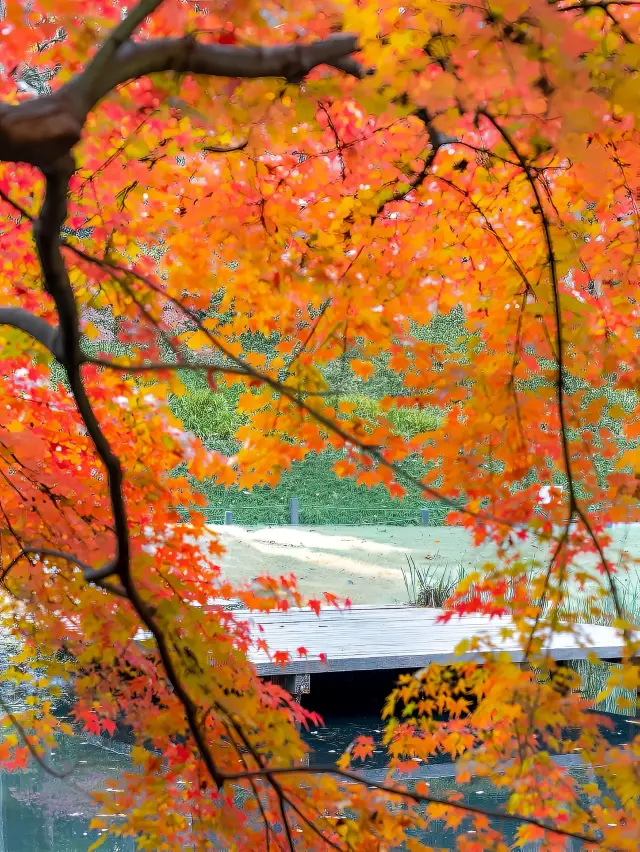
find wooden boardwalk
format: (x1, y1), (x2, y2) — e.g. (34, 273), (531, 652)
(248, 605), (627, 677)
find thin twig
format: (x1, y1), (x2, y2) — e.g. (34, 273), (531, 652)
(220, 765), (601, 845)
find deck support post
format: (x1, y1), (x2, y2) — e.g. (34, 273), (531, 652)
(266, 673), (311, 731)
(265, 673), (311, 702)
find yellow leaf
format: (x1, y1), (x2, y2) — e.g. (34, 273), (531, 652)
(180, 330), (211, 350)
(336, 752), (351, 770)
(455, 638), (469, 655)
(125, 139), (150, 159)
(83, 322), (101, 341)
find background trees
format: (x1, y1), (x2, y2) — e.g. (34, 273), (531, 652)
(0, 0), (638, 848)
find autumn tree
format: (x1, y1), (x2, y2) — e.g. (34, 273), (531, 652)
(0, 0), (638, 849)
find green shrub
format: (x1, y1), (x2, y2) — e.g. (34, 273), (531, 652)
(388, 406), (440, 436)
(343, 395), (441, 437)
(169, 390), (238, 442)
(167, 385), (450, 525)
(401, 555), (465, 607)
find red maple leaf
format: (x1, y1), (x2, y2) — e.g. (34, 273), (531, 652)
(84, 714), (102, 736)
(273, 650), (290, 669)
(5, 746), (29, 772)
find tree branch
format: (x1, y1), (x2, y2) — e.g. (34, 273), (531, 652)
(83, 34), (365, 108)
(84, 356), (249, 376)
(0, 691), (73, 780)
(374, 109), (454, 219)
(221, 765), (601, 845)
(0, 28), (363, 170)
(557, 0), (640, 10)
(34, 158), (82, 368)
(27, 164), (227, 792)
(0, 547), (106, 585)
(77, 0), (166, 96)
(0, 92), (84, 168)
(0, 308), (62, 359)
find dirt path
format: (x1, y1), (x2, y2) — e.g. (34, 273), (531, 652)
(194, 524), (640, 606)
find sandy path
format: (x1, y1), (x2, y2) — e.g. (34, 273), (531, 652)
(195, 524), (640, 606)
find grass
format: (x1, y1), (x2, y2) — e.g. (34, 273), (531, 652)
(170, 385), (454, 526)
(556, 579), (640, 627)
(403, 557), (639, 714)
(401, 553), (466, 608)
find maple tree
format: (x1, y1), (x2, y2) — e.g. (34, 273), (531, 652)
(0, 0), (639, 849)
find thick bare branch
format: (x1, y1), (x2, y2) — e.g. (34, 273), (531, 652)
(0, 308), (62, 359)
(32, 161), (131, 586)
(84, 34), (365, 108)
(34, 159), (82, 368)
(0, 31), (362, 169)
(27, 165), (225, 791)
(0, 92), (84, 168)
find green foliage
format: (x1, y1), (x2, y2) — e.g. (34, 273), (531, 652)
(344, 395), (441, 437)
(401, 555), (466, 607)
(164, 308), (461, 525)
(170, 389), (238, 443)
(168, 382), (447, 524)
(388, 406), (441, 437)
(166, 308), (477, 525)
(189, 449), (452, 526)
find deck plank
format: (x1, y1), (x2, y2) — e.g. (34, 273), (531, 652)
(243, 605), (627, 676)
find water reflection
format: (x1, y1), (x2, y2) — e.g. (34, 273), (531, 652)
(0, 716), (633, 850)
(0, 737), (133, 852)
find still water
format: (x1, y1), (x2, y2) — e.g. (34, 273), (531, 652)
(0, 713), (634, 851)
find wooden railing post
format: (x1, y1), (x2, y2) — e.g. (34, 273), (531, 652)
(290, 497), (300, 525)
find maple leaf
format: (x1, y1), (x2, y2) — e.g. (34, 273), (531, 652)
(351, 359), (375, 380)
(0, 2), (638, 849)
(352, 735), (375, 761)
(273, 650), (290, 669)
(84, 715), (102, 736)
(5, 746), (29, 772)
(101, 718), (116, 737)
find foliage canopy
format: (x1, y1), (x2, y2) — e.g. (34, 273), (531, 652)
(0, 0), (639, 849)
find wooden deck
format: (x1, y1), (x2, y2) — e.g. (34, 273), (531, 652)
(247, 605), (627, 677)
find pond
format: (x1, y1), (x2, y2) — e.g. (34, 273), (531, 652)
(0, 711), (635, 851)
